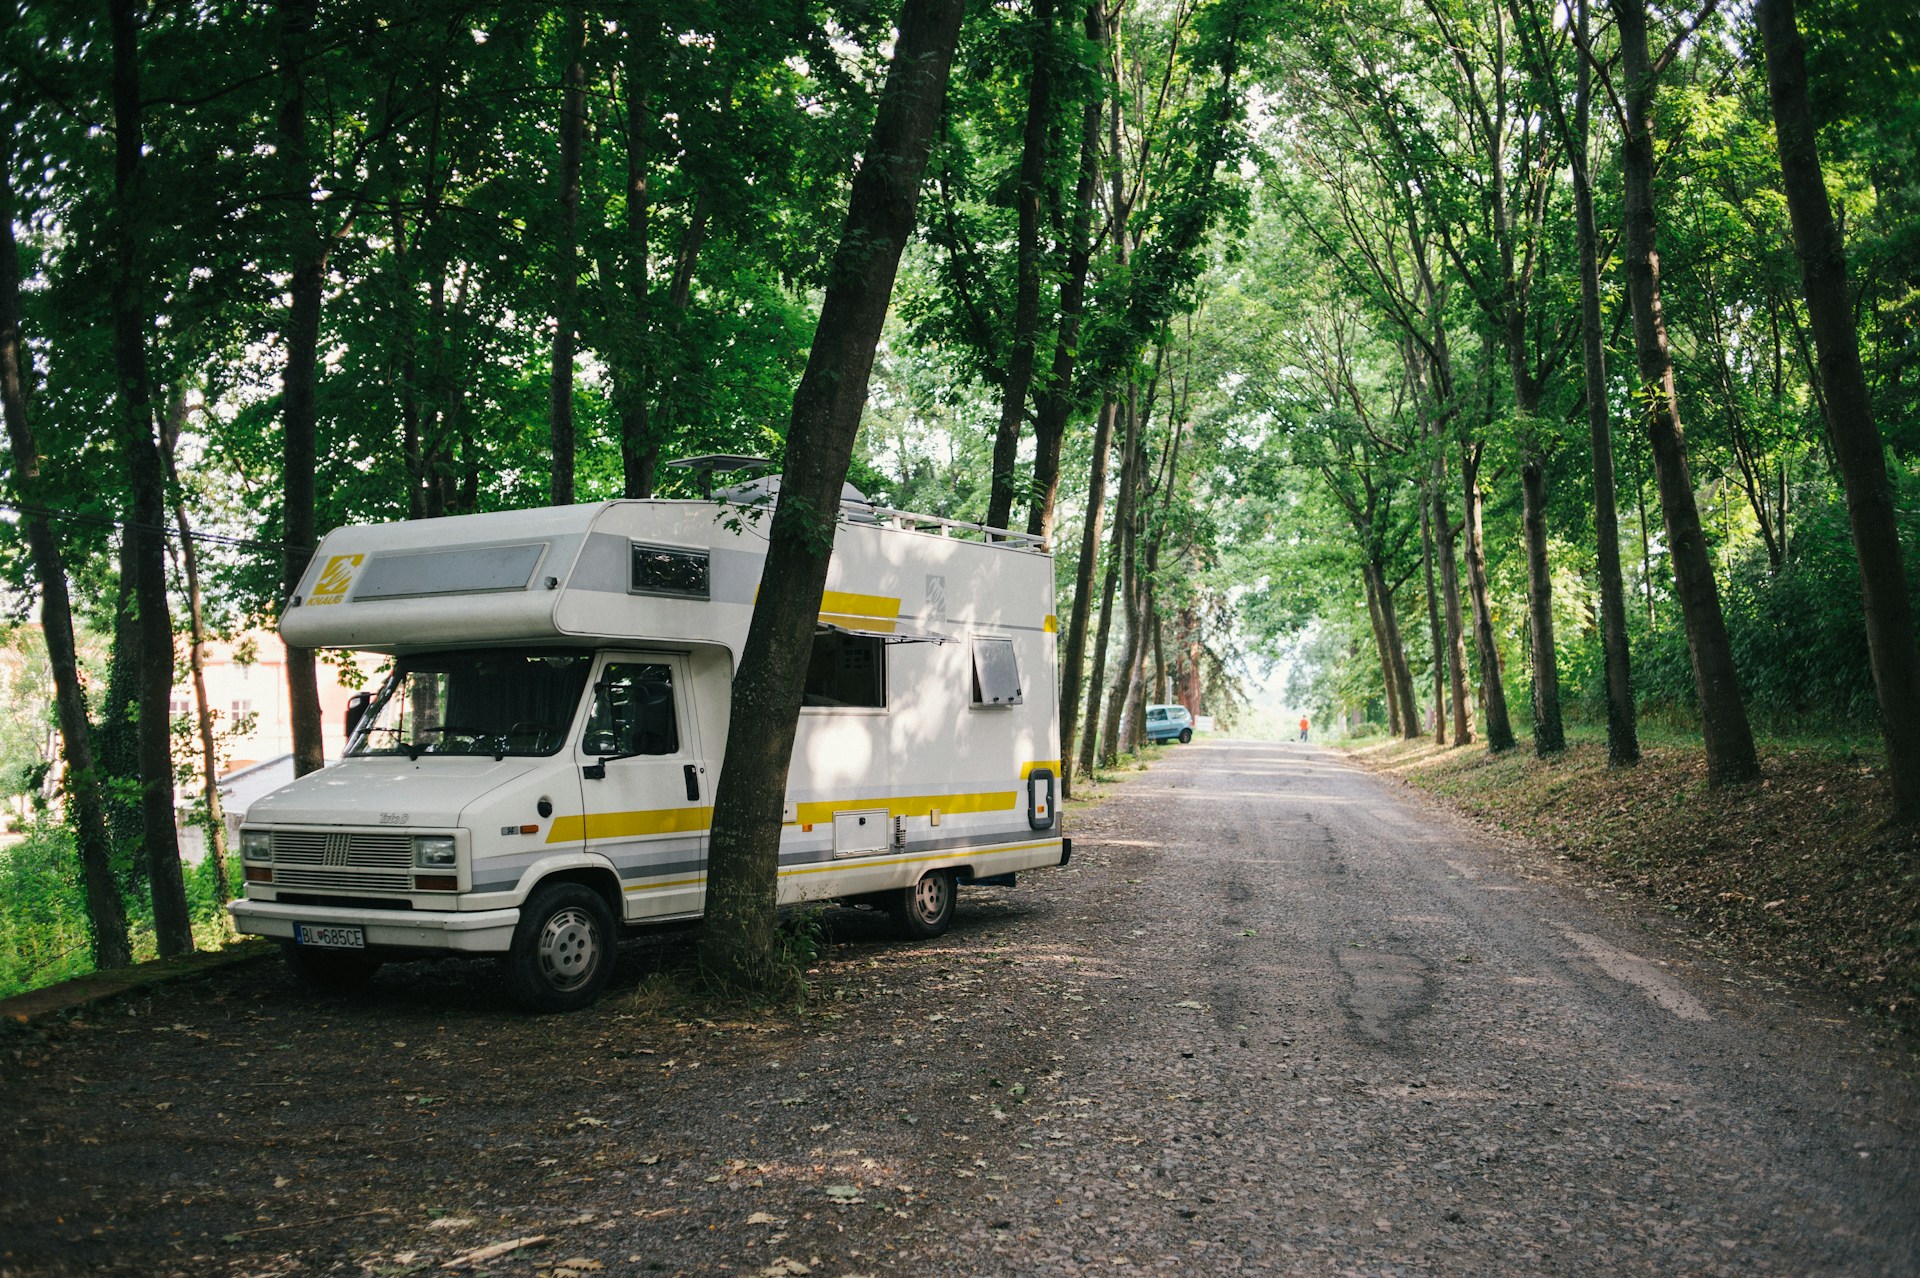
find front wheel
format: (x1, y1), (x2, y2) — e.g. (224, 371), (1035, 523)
(889, 869), (955, 941)
(1178, 727), (1193, 743)
(282, 943), (383, 992)
(504, 882), (617, 1012)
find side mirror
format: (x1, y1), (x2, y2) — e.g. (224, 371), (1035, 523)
(582, 729), (618, 757)
(345, 691), (372, 742)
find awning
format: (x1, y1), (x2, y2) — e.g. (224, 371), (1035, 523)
(816, 621), (951, 646)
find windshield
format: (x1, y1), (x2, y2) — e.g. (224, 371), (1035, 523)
(349, 651), (594, 758)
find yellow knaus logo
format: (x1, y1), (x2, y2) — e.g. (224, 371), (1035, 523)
(306, 553), (364, 606)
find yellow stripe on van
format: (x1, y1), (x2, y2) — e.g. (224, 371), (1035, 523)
(789, 790), (1016, 825)
(778, 839), (1064, 878)
(1043, 614), (1059, 633)
(547, 806), (713, 843)
(618, 839), (1064, 894)
(752, 588), (904, 633)
(1019, 759), (1061, 780)
(553, 787), (1020, 841)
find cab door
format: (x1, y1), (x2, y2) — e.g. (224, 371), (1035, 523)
(575, 653), (711, 921)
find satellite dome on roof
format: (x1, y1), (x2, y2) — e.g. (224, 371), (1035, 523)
(714, 473), (876, 522)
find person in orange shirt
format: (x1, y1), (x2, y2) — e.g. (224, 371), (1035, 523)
(1298, 714), (1310, 741)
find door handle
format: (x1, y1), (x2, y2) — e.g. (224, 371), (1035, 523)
(683, 764), (700, 801)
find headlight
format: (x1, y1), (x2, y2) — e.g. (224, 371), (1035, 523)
(240, 830), (273, 862)
(413, 835), (457, 869)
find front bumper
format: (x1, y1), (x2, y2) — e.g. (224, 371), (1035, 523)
(229, 898), (520, 953)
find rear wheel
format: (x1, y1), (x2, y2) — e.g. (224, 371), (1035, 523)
(1178, 727), (1193, 743)
(504, 882), (617, 1012)
(889, 869), (955, 940)
(281, 943), (383, 992)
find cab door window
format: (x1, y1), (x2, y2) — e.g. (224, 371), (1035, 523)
(583, 663), (682, 756)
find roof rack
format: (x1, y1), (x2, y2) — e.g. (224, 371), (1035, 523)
(855, 501), (1048, 551)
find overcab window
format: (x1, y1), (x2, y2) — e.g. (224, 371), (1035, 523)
(971, 636), (1023, 706)
(804, 629), (886, 708)
(630, 543), (710, 599)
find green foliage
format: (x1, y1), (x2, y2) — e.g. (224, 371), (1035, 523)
(0, 821), (93, 998)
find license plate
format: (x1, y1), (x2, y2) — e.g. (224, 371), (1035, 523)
(294, 923), (365, 950)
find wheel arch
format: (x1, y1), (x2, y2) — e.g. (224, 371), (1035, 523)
(526, 862), (623, 923)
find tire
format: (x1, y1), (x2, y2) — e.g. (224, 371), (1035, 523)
(889, 869), (956, 941)
(504, 882), (617, 1013)
(282, 942), (383, 992)
(1178, 727), (1193, 743)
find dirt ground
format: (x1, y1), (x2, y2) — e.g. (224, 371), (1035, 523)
(3, 740), (1917, 1277)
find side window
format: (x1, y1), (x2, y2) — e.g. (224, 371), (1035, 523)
(970, 636), (1023, 706)
(584, 663), (681, 756)
(629, 543), (710, 599)
(803, 630), (886, 708)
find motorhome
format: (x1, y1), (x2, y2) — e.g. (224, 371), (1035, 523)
(228, 485), (1068, 1011)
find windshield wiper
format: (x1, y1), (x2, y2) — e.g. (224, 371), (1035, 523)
(583, 750), (648, 780)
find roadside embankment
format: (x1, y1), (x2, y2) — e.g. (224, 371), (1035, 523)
(1345, 734), (1920, 1032)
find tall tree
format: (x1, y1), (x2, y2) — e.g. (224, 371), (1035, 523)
(1059, 392), (1115, 791)
(1026, 0), (1107, 543)
(276, 0), (326, 780)
(549, 8), (587, 506)
(984, 0), (1056, 534)
(1511, 0), (1638, 764)
(1757, 0), (1920, 818)
(109, 0), (193, 955)
(700, 0), (968, 991)
(1611, 0), (1759, 785)
(0, 96), (133, 971)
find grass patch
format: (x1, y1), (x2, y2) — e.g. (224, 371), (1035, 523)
(1349, 732), (1920, 1031)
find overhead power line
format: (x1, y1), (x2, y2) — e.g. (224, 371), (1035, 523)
(0, 499), (315, 560)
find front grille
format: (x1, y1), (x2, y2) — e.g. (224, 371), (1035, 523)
(275, 892), (415, 911)
(272, 867), (412, 893)
(274, 831), (413, 869)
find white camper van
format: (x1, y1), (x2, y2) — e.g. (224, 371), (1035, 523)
(227, 489), (1069, 1010)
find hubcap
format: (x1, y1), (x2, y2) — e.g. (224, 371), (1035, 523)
(912, 873), (948, 923)
(536, 906), (600, 990)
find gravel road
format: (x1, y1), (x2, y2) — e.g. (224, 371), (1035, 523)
(4, 738), (1916, 1277)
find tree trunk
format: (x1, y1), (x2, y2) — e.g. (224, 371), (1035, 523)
(1078, 551), (1120, 778)
(1434, 487), (1473, 746)
(1758, 0), (1920, 819)
(0, 117), (133, 970)
(1362, 564), (1404, 735)
(1098, 388), (1143, 766)
(1419, 497), (1447, 744)
(1519, 452), (1564, 753)
(1381, 571), (1420, 740)
(1461, 443), (1515, 752)
(549, 7), (587, 506)
(1059, 391), (1116, 793)
(985, 0), (1056, 534)
(1026, 0), (1105, 543)
(276, 0), (326, 780)
(1614, 0), (1759, 785)
(160, 392), (229, 912)
(1118, 581), (1154, 753)
(1404, 330), (1473, 746)
(618, 10), (657, 498)
(1574, 0), (1638, 766)
(109, 0), (192, 957)
(699, 0), (966, 991)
